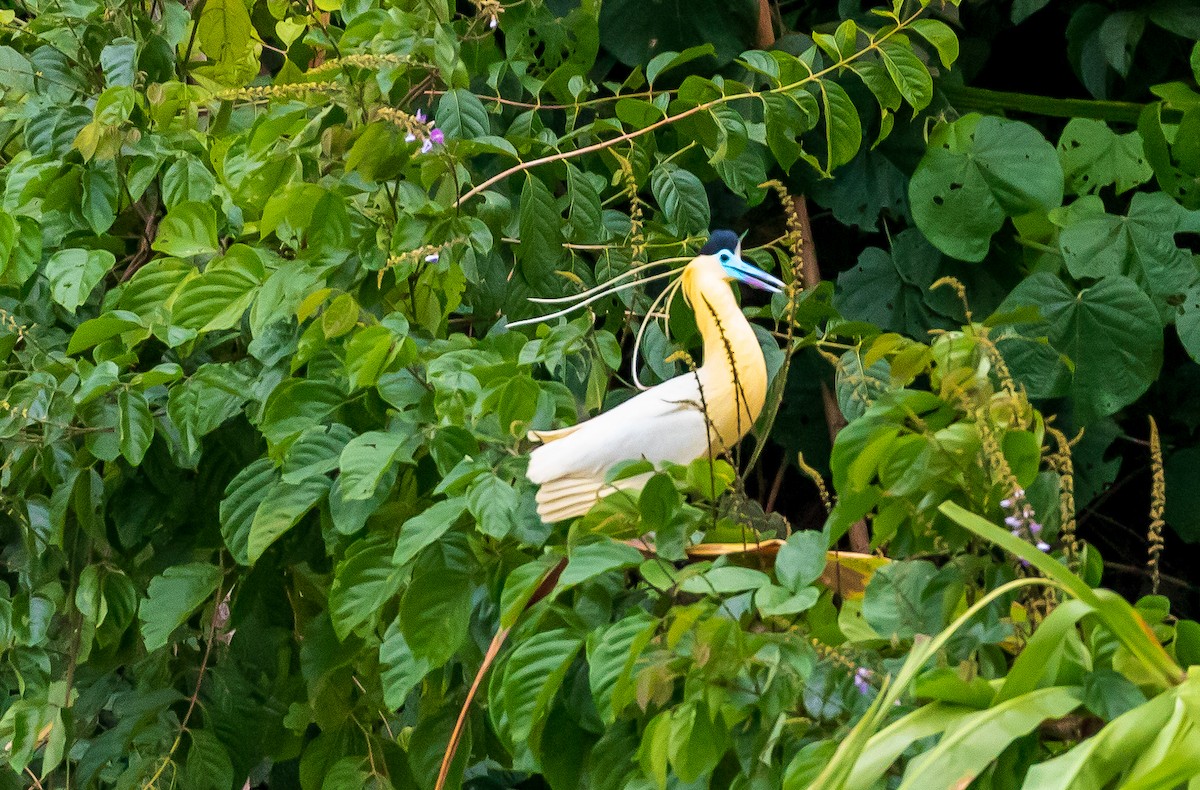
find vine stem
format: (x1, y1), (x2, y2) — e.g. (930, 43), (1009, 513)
(453, 5), (928, 207)
(141, 589), (224, 790)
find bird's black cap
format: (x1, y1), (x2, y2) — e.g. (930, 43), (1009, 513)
(699, 229), (739, 256)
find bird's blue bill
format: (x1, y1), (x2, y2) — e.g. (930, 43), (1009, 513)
(723, 256), (786, 293)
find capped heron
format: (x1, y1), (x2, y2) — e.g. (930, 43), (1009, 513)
(516, 230), (785, 522)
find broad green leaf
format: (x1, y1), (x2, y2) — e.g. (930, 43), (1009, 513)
(197, 0), (253, 67)
(517, 174), (561, 281)
(466, 472), (518, 539)
(399, 542), (473, 666)
(82, 161), (119, 234)
(392, 498), (467, 567)
(1057, 118), (1152, 195)
(1056, 192), (1194, 298)
(152, 201), (220, 258)
(139, 562), (223, 651)
(67, 311), (145, 354)
(775, 531), (828, 592)
(679, 566), (771, 594)
(816, 80), (862, 173)
(668, 701), (727, 783)
(282, 424), (355, 484)
(588, 612), (658, 723)
(219, 458), (276, 565)
(380, 620), (431, 709)
(909, 19), (960, 68)
(496, 628), (583, 748)
(910, 115), (1063, 261)
(1000, 273), (1162, 422)
(117, 389), (154, 465)
(329, 532), (401, 640)
(559, 540), (644, 588)
(435, 88), (489, 139)
(650, 163), (710, 235)
(185, 730), (235, 790)
(338, 431), (412, 500)
(878, 36), (933, 111)
(162, 156), (219, 209)
(247, 475), (329, 563)
(46, 249), (115, 313)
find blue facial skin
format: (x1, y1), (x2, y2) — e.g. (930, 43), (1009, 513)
(715, 249), (786, 294)
(701, 229), (786, 294)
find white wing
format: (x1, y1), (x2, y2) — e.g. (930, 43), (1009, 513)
(526, 374), (712, 521)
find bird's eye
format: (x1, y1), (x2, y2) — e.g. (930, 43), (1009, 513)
(718, 251), (732, 264)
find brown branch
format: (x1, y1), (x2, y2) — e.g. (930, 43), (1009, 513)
(435, 558), (568, 790)
(792, 196), (870, 553)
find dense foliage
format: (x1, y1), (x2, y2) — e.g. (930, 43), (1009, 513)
(1, 0), (1199, 788)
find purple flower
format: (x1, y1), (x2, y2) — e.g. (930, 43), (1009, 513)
(489, 16), (498, 28)
(1000, 498), (1012, 509)
(404, 132), (416, 143)
(425, 252), (440, 263)
(420, 138), (433, 154)
(415, 109), (426, 123)
(853, 667), (872, 695)
(1004, 516), (1021, 529)
(430, 128), (445, 146)
(1036, 541), (1051, 553)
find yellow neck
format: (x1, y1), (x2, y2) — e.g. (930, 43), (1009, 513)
(681, 267), (769, 452)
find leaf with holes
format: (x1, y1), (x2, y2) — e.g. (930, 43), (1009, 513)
(910, 115), (1063, 261)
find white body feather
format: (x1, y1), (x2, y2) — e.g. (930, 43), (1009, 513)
(526, 255), (772, 522)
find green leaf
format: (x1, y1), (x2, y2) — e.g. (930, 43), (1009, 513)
(588, 613), (658, 724)
(185, 729), (234, 790)
(878, 37), (933, 111)
(168, 363), (254, 462)
(82, 161), (119, 234)
(496, 629), (583, 749)
(679, 566), (771, 594)
(220, 458), (276, 565)
(392, 498), (467, 567)
(67, 310), (145, 354)
(170, 261), (259, 328)
(338, 431), (412, 500)
(139, 562), (223, 651)
(910, 115), (1063, 261)
(668, 701), (727, 783)
(909, 19), (960, 68)
(282, 423), (355, 484)
(117, 389), (154, 465)
(1057, 118), (1152, 195)
(816, 80), (862, 173)
(380, 620), (431, 709)
(862, 560), (956, 640)
(162, 156), (219, 209)
(197, 0), (253, 67)
(46, 248), (115, 314)
(400, 542), (473, 666)
(435, 88), (489, 139)
(247, 475), (329, 563)
(152, 201), (220, 258)
(559, 540), (644, 588)
(1001, 274), (1162, 422)
(649, 163), (710, 235)
(466, 473), (518, 539)
(1056, 192), (1194, 298)
(330, 532), (401, 640)
(517, 174), (561, 281)
(775, 531), (827, 592)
